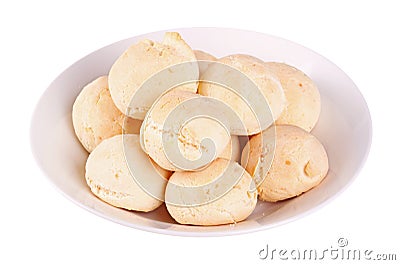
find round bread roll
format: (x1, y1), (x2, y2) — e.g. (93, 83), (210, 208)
(109, 32), (199, 120)
(85, 134), (171, 212)
(265, 62), (321, 131)
(194, 50), (217, 76)
(198, 54), (286, 135)
(165, 158), (257, 225)
(141, 90), (231, 171)
(219, 135), (241, 162)
(242, 125), (329, 202)
(72, 76), (142, 153)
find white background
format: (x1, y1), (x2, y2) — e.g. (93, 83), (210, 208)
(1, 0), (399, 264)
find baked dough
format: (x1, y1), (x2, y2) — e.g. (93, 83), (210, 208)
(72, 76), (142, 152)
(242, 125), (329, 202)
(194, 50), (217, 76)
(265, 62), (321, 131)
(141, 90), (230, 171)
(198, 54), (286, 135)
(219, 135), (241, 162)
(165, 158), (257, 225)
(109, 32), (199, 120)
(85, 134), (171, 212)
(194, 50), (217, 61)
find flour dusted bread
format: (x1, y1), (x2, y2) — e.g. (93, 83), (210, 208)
(165, 158), (257, 225)
(85, 134), (171, 212)
(265, 62), (321, 131)
(108, 32), (199, 120)
(242, 125), (329, 202)
(72, 76), (142, 152)
(198, 54), (286, 135)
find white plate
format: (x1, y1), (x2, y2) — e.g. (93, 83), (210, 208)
(30, 28), (372, 236)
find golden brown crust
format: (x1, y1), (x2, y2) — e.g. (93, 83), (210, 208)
(141, 90), (230, 171)
(265, 62), (321, 131)
(243, 125), (329, 202)
(85, 134), (171, 212)
(198, 54), (286, 135)
(165, 159), (257, 225)
(72, 76), (142, 152)
(108, 32), (199, 120)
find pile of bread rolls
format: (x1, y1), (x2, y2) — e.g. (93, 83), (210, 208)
(72, 32), (329, 226)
